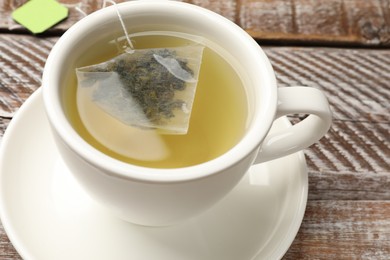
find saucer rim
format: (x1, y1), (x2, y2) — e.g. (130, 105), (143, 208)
(0, 89), (308, 260)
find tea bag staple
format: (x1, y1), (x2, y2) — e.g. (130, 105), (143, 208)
(76, 45), (204, 134)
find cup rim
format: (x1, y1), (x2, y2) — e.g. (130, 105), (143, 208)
(42, 1), (277, 183)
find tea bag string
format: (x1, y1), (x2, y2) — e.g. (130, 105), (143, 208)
(103, 0), (134, 53)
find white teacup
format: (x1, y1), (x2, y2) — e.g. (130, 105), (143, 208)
(42, 1), (332, 226)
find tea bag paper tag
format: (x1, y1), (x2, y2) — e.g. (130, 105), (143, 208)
(12, 0), (68, 34)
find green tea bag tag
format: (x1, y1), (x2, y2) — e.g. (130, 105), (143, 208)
(12, 0), (68, 34)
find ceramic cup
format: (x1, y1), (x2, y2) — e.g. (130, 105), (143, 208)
(42, 1), (332, 226)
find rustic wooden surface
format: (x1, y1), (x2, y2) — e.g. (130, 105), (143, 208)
(0, 0), (390, 259)
(1, 0), (389, 46)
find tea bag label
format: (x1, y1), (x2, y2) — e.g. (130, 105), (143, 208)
(12, 0), (68, 34)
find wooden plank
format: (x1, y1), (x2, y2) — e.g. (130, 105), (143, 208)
(266, 46), (390, 200)
(0, 118), (10, 144)
(265, 47), (390, 123)
(1, 0), (389, 46)
(303, 121), (390, 200)
(307, 169), (390, 200)
(0, 35), (55, 117)
(241, 0), (390, 46)
(305, 121), (390, 174)
(0, 200), (389, 259)
(0, 225), (20, 260)
(283, 201), (390, 259)
(264, 46), (390, 201)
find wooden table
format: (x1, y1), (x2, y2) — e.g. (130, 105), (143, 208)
(0, 0), (389, 259)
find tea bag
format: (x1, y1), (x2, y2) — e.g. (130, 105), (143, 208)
(76, 44), (204, 134)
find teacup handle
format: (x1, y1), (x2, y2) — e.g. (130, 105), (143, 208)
(254, 87), (332, 163)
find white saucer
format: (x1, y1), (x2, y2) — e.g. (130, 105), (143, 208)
(0, 89), (308, 260)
